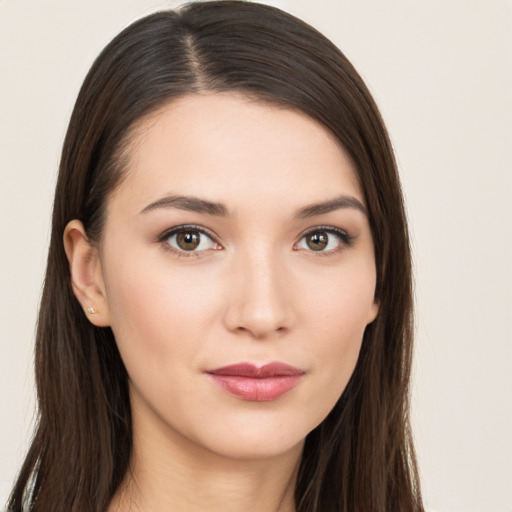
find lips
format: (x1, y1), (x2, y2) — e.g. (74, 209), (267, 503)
(206, 362), (305, 401)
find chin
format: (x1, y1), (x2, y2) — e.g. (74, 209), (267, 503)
(201, 431), (306, 462)
(179, 406), (324, 462)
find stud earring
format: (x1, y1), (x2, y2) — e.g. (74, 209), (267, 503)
(87, 307), (96, 314)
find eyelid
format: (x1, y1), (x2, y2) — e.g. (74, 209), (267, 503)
(295, 225), (355, 254)
(157, 224), (222, 256)
(156, 224), (354, 257)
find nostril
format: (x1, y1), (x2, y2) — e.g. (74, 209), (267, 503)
(222, 266), (295, 338)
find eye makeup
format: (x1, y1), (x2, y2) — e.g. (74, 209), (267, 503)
(157, 224), (222, 258)
(295, 226), (355, 256)
(155, 222), (356, 260)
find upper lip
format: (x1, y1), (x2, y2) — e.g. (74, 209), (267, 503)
(206, 362), (304, 378)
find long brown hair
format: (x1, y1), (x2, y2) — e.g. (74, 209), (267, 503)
(8, 2), (423, 511)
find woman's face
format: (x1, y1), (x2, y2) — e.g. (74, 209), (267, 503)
(96, 93), (378, 460)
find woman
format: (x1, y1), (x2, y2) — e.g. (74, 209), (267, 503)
(7, 2), (423, 511)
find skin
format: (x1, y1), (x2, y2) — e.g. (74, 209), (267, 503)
(64, 93), (379, 512)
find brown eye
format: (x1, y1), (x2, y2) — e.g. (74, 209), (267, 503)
(305, 231), (329, 251)
(165, 227), (217, 253)
(297, 228), (352, 254)
(176, 230), (201, 251)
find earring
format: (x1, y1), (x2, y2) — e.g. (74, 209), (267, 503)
(87, 307), (96, 314)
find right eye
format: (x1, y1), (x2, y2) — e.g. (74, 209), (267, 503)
(161, 226), (220, 255)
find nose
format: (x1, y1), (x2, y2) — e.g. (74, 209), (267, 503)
(222, 249), (295, 340)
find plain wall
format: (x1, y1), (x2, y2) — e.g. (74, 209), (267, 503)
(1, 1), (511, 510)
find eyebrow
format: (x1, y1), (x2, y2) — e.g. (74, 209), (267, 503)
(295, 195), (367, 219)
(140, 195), (228, 216)
(140, 194), (367, 218)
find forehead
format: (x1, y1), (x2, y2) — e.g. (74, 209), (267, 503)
(110, 92), (364, 216)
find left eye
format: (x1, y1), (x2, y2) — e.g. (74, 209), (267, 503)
(165, 228), (217, 252)
(297, 229), (348, 252)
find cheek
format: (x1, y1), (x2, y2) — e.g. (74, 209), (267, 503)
(315, 304), (367, 388)
(102, 252), (223, 375)
(300, 266), (376, 407)
(303, 259), (376, 340)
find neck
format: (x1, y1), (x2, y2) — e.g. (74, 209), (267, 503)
(109, 401), (302, 512)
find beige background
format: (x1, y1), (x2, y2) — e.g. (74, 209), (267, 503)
(1, 1), (511, 510)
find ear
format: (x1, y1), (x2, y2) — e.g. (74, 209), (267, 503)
(63, 220), (111, 327)
(366, 298), (380, 325)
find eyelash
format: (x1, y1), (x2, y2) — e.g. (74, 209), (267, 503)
(157, 224), (355, 258)
(157, 224), (221, 258)
(297, 226), (355, 257)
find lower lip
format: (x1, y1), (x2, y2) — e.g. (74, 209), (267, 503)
(207, 374), (303, 401)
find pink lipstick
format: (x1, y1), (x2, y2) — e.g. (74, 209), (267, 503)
(206, 362), (304, 401)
